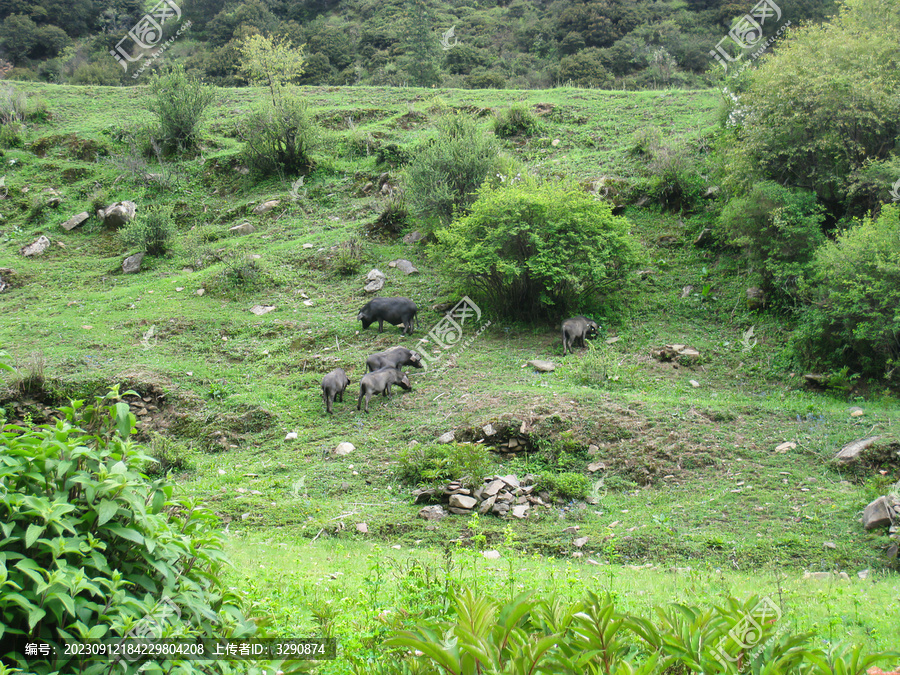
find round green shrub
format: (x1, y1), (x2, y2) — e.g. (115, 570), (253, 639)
(120, 208), (175, 257)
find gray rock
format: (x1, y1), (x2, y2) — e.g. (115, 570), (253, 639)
(449, 494), (477, 510)
(483, 479), (504, 497)
(253, 199), (280, 214)
(479, 495), (497, 514)
(857, 569), (870, 580)
(230, 222), (255, 235)
(21, 235), (51, 257)
(355, 523), (369, 534)
(482, 423), (496, 437)
(483, 549), (501, 560)
(448, 507), (473, 515)
(122, 252), (145, 274)
(528, 359), (555, 373)
(413, 488), (437, 504)
(403, 231), (424, 244)
(492, 502), (510, 515)
(333, 442), (355, 456)
(803, 572), (832, 581)
(862, 496), (893, 530)
(98, 201), (136, 228)
(511, 504), (529, 519)
(437, 431), (455, 444)
(835, 436), (880, 463)
(366, 268), (386, 281)
(499, 475), (520, 489)
(364, 277), (385, 293)
(573, 536), (589, 548)
(61, 212), (89, 231)
(392, 259), (419, 275)
(418, 505), (447, 521)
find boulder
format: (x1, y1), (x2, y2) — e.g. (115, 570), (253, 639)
(392, 259), (419, 275)
(437, 431), (455, 444)
(835, 436), (880, 463)
(528, 359), (555, 373)
(355, 523), (369, 534)
(61, 211), (89, 231)
(418, 505), (447, 521)
(403, 231), (424, 244)
(862, 496), (894, 530)
(230, 222), (255, 235)
(511, 504), (529, 519)
(364, 278), (384, 293)
(21, 235), (50, 257)
(253, 200), (280, 214)
(333, 442), (355, 456)
(449, 494), (477, 510)
(122, 252), (145, 274)
(98, 201), (136, 228)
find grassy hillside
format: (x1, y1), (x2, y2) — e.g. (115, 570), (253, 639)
(1, 82), (898, 666)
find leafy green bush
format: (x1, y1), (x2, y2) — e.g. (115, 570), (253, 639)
(643, 138), (705, 213)
(717, 181), (825, 301)
(436, 178), (641, 320)
(239, 98), (320, 177)
(0, 389), (255, 673)
(535, 471), (590, 501)
(120, 207), (175, 257)
(0, 121), (23, 148)
(492, 104), (542, 138)
(793, 205), (900, 379)
(397, 442), (496, 489)
(148, 64), (216, 155)
(404, 113), (501, 228)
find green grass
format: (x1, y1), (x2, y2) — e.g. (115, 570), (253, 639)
(0, 81), (897, 671)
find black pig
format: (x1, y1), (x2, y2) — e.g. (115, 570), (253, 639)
(366, 346), (423, 372)
(561, 316), (599, 356)
(357, 297), (418, 336)
(357, 367), (411, 413)
(321, 368), (351, 415)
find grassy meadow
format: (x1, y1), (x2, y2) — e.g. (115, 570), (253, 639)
(0, 81), (897, 670)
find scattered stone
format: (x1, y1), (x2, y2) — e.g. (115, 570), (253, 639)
(857, 569), (870, 580)
(483, 479), (504, 497)
(21, 235), (51, 257)
(862, 496), (894, 530)
(511, 504), (529, 519)
(366, 268), (385, 281)
(775, 441), (797, 453)
(528, 359), (555, 373)
(803, 572), (832, 581)
(122, 252), (144, 274)
(848, 406), (864, 417)
(823, 541), (837, 549)
(418, 505), (447, 521)
(572, 551), (584, 558)
(392, 259), (419, 275)
(573, 537), (588, 548)
(230, 222), (255, 235)
(499, 475), (520, 489)
(403, 231), (425, 244)
(249, 305), (275, 316)
(587, 461), (606, 473)
(302, 243), (314, 249)
(413, 488), (437, 504)
(253, 200), (280, 214)
(483, 550), (501, 560)
(492, 502), (510, 515)
(364, 269), (385, 293)
(652, 344), (701, 365)
(835, 436), (880, 463)
(689, 379), (700, 388)
(196, 288), (205, 296)
(837, 572), (851, 582)
(284, 432), (297, 441)
(551, 138), (560, 147)
(478, 495), (496, 514)
(61, 211), (89, 231)
(303, 300), (313, 306)
(587, 444), (600, 455)
(333, 442), (355, 456)
(437, 431), (455, 444)
(482, 423), (496, 437)
(605, 337), (620, 345)
(391, 544), (401, 550)
(449, 494), (477, 510)
(356, 523), (369, 534)
(746, 287), (767, 310)
(693, 228), (714, 247)
(680, 286), (693, 299)
(98, 201), (136, 228)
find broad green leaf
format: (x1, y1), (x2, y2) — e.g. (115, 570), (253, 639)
(96, 499), (118, 527)
(25, 523), (45, 548)
(102, 524), (144, 545)
(28, 606), (46, 630)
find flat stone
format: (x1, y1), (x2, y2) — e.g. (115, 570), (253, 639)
(483, 480), (504, 497)
(249, 305), (275, 315)
(333, 442), (355, 456)
(492, 502), (510, 515)
(835, 436), (880, 463)
(862, 496), (893, 530)
(418, 505), (446, 521)
(482, 424), (496, 437)
(284, 432), (297, 440)
(857, 569), (870, 580)
(775, 441), (797, 453)
(403, 231), (424, 244)
(528, 359), (555, 373)
(573, 536), (588, 548)
(823, 541), (836, 549)
(253, 199), (280, 214)
(437, 431), (455, 444)
(122, 252), (144, 274)
(302, 243), (314, 249)
(803, 572), (832, 581)
(61, 212), (89, 231)
(587, 461), (606, 472)
(413, 488), (437, 504)
(449, 494), (477, 510)
(355, 523), (368, 534)
(392, 259), (419, 275)
(230, 222), (255, 235)
(689, 379), (700, 388)
(21, 235), (51, 257)
(483, 550), (501, 560)
(511, 504), (529, 519)
(478, 495), (496, 514)
(563, 526), (580, 534)
(499, 475), (520, 489)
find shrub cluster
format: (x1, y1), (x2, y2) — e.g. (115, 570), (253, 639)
(120, 207), (175, 257)
(147, 65), (216, 156)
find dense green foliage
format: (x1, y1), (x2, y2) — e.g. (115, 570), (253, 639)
(492, 104), (543, 139)
(0, 389), (255, 674)
(794, 205), (900, 380)
(147, 65), (216, 155)
(719, 0), (900, 220)
(397, 442), (497, 490)
(437, 179), (641, 319)
(404, 113), (502, 228)
(717, 181), (826, 300)
(381, 587), (898, 673)
(120, 207), (175, 257)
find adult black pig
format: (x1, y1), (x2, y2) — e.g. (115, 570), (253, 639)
(561, 316), (599, 355)
(366, 346), (423, 373)
(357, 297), (418, 336)
(357, 367), (411, 413)
(321, 368), (351, 415)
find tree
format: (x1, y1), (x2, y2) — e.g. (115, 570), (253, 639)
(436, 178), (641, 320)
(239, 32), (306, 105)
(399, 0), (440, 87)
(719, 0), (900, 220)
(0, 14), (38, 63)
(559, 48), (613, 87)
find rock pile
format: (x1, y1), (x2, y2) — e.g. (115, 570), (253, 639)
(651, 344), (701, 365)
(414, 474), (553, 520)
